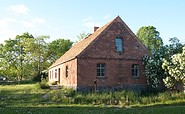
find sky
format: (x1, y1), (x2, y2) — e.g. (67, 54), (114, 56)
(0, 0), (185, 45)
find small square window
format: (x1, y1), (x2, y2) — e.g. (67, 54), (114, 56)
(136, 46), (140, 50)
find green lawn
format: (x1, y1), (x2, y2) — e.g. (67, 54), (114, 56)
(1, 105), (185, 114)
(0, 83), (185, 114)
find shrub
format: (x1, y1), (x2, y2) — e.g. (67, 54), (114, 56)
(35, 78), (49, 89)
(49, 81), (57, 85)
(157, 91), (171, 103)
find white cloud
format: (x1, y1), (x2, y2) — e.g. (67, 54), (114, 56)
(0, 18), (16, 27)
(82, 16), (93, 22)
(32, 17), (45, 24)
(82, 16), (102, 28)
(0, 16), (46, 43)
(0, 18), (17, 43)
(7, 4), (29, 15)
(103, 14), (111, 19)
(21, 17), (45, 29)
(83, 21), (101, 28)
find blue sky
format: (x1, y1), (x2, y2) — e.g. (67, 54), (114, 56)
(0, 0), (185, 45)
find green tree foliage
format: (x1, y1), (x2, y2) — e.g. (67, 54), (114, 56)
(162, 46), (185, 89)
(24, 35), (50, 79)
(0, 32), (73, 81)
(143, 47), (166, 88)
(47, 39), (73, 63)
(136, 26), (163, 53)
(143, 37), (183, 89)
(0, 32), (34, 81)
(77, 31), (90, 41)
(164, 37), (183, 59)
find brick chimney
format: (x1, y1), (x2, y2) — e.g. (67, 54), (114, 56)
(94, 26), (99, 32)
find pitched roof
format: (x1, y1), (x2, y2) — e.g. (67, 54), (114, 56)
(49, 17), (117, 69)
(49, 16), (144, 69)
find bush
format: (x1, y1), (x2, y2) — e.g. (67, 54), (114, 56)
(49, 81), (57, 85)
(157, 91), (171, 103)
(35, 78), (49, 89)
(32, 71), (48, 82)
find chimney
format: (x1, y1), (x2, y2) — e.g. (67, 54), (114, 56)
(94, 26), (99, 32)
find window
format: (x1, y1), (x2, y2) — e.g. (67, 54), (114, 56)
(132, 64), (139, 77)
(136, 46), (140, 50)
(55, 69), (57, 78)
(115, 38), (123, 52)
(97, 63), (106, 77)
(66, 66), (68, 78)
(49, 71), (51, 79)
(52, 70), (54, 79)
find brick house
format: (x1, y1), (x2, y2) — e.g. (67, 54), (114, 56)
(48, 16), (149, 91)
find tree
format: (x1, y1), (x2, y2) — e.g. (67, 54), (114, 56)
(0, 32), (34, 81)
(136, 26), (163, 53)
(76, 32), (90, 42)
(162, 46), (185, 89)
(47, 38), (73, 63)
(14, 32), (34, 81)
(24, 35), (50, 79)
(143, 37), (183, 89)
(164, 37), (183, 59)
(143, 46), (166, 88)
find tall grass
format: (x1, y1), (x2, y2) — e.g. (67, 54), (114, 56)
(43, 88), (185, 106)
(1, 84), (185, 107)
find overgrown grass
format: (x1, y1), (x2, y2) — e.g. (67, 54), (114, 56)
(0, 83), (185, 113)
(44, 88), (185, 106)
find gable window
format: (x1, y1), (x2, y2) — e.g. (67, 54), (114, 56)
(66, 66), (68, 78)
(132, 64), (139, 78)
(97, 63), (106, 77)
(115, 38), (123, 52)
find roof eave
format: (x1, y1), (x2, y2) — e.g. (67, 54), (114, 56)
(48, 56), (77, 69)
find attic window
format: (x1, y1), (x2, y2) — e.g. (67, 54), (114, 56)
(115, 38), (123, 52)
(136, 46), (140, 50)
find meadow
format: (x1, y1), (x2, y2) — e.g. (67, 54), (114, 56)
(0, 82), (185, 114)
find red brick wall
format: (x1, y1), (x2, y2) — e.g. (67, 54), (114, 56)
(79, 19), (148, 60)
(49, 58), (77, 89)
(77, 58), (147, 90)
(49, 17), (148, 91)
(76, 17), (148, 90)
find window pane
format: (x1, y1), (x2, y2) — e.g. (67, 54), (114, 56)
(115, 38), (123, 52)
(55, 69), (57, 78)
(66, 66), (68, 78)
(132, 64), (139, 77)
(97, 63), (106, 77)
(101, 72), (105, 76)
